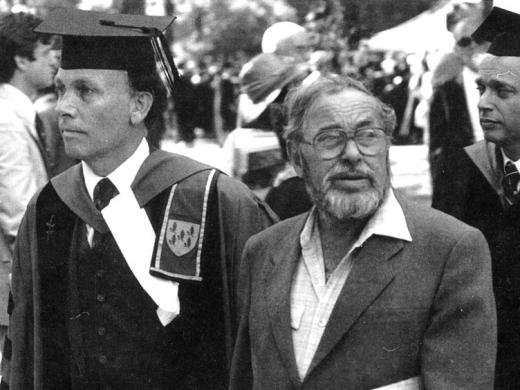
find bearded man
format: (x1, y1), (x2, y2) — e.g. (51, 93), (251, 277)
(229, 75), (496, 390)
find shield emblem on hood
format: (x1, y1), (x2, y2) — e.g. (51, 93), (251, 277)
(166, 219), (200, 257)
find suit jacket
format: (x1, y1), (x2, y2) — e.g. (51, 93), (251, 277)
(433, 141), (520, 389)
(230, 196), (496, 390)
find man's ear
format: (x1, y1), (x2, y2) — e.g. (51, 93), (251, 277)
(130, 91), (153, 126)
(287, 140), (304, 177)
(13, 55), (30, 72)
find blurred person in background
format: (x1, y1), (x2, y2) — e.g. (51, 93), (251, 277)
(34, 49), (79, 178)
(261, 21), (315, 63)
(236, 21), (314, 128)
(433, 7), (520, 388)
(429, 11), (489, 209)
(222, 53), (309, 192)
(0, 12), (57, 344)
(173, 60), (198, 144)
(219, 60), (239, 133)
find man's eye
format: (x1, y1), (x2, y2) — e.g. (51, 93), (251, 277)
(316, 132), (341, 146)
(497, 88), (513, 98)
(358, 129), (378, 139)
(74, 83), (95, 98)
(356, 128), (384, 142)
(476, 85), (485, 95)
(79, 86), (93, 96)
(55, 86), (64, 97)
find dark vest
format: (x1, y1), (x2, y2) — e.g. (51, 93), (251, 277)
(36, 171), (228, 390)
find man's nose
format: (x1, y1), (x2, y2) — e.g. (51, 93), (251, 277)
(339, 138), (362, 162)
(478, 89), (494, 113)
(56, 93), (76, 118)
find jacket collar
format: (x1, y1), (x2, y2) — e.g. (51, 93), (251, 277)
(82, 138), (149, 200)
(51, 150), (212, 233)
(465, 140), (505, 205)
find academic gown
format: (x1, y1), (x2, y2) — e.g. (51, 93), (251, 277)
(432, 140), (519, 389)
(1, 149), (276, 390)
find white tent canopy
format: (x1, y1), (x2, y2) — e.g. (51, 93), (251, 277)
(366, 1), (461, 53)
(493, 0), (520, 13)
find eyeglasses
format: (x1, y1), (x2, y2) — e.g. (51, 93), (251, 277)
(456, 36), (473, 48)
(456, 36), (484, 48)
(291, 128), (387, 159)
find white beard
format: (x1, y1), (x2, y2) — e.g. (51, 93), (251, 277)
(320, 186), (384, 221)
(302, 158), (388, 222)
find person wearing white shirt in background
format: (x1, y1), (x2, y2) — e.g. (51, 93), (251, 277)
(0, 11), (57, 350)
(231, 74), (495, 390)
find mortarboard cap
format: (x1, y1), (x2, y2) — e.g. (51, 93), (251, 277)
(35, 8), (178, 92)
(472, 6), (520, 56)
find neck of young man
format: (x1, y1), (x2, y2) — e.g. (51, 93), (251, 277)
(9, 74), (39, 102)
(85, 133), (145, 177)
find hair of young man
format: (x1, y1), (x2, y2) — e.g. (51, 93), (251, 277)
(0, 12), (52, 83)
(283, 74), (397, 141)
(127, 66), (168, 130)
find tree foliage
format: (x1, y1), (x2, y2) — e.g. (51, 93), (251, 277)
(174, 0), (297, 60)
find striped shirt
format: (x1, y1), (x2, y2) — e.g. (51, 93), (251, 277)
(291, 189), (412, 380)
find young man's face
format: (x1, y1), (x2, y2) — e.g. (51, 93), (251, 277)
(24, 41), (58, 90)
(54, 68), (137, 167)
(477, 55), (520, 152)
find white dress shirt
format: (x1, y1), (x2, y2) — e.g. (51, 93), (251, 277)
(82, 138), (179, 326)
(82, 138), (149, 245)
(291, 189), (412, 380)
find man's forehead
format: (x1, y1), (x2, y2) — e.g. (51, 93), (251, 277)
(478, 55), (520, 81)
(55, 67), (128, 83)
(306, 90), (381, 127)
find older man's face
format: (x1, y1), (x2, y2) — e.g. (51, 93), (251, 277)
(293, 89), (391, 221)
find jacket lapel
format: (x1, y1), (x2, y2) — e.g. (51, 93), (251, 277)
(465, 140), (504, 201)
(51, 164), (109, 233)
(306, 235), (403, 377)
(51, 150), (212, 234)
(264, 214), (308, 387)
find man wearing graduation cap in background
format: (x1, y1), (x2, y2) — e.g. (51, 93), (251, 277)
(0, 8), (276, 390)
(433, 6), (520, 389)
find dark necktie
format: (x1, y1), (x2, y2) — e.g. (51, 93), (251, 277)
(35, 113), (50, 171)
(35, 114), (45, 147)
(92, 178), (119, 247)
(503, 161), (520, 205)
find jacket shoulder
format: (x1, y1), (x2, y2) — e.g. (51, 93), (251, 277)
(245, 213), (307, 250)
(402, 197), (485, 242)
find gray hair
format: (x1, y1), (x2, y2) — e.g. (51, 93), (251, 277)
(284, 74), (396, 139)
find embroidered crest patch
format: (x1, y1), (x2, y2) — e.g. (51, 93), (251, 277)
(166, 219), (200, 256)
(150, 169), (218, 282)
